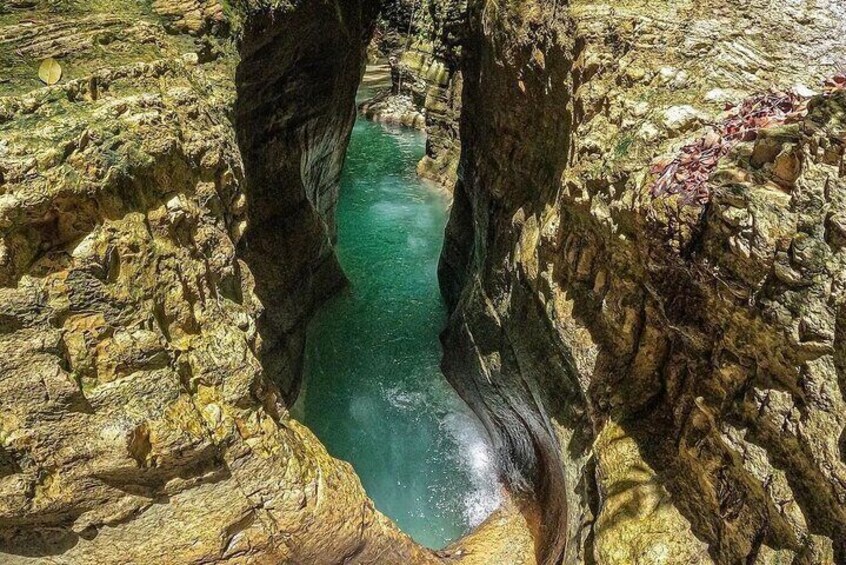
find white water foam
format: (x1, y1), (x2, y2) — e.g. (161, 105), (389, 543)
(383, 384), (427, 411)
(440, 410), (503, 528)
(382, 381), (503, 529)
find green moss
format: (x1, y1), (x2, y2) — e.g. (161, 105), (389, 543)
(80, 375), (99, 395)
(614, 135), (634, 159)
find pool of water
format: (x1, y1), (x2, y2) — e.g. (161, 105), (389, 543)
(291, 103), (501, 549)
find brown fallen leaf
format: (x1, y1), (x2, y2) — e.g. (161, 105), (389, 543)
(38, 58), (62, 85)
(650, 79), (835, 206)
(702, 129), (722, 149)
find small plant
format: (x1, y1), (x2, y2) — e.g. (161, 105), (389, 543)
(614, 135), (634, 159)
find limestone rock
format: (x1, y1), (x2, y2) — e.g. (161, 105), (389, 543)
(439, 1), (846, 563)
(359, 90), (427, 130)
(0, 2), (437, 563)
(366, 0), (466, 189)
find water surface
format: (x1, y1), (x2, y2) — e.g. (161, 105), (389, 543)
(292, 106), (500, 549)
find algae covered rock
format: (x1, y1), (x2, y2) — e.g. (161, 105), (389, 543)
(439, 0), (846, 563)
(0, 1), (440, 562)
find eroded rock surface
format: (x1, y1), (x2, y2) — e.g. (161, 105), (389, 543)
(440, 1), (846, 564)
(361, 0), (465, 189)
(401, 0), (465, 188)
(4, 0), (846, 563)
(0, 1), (440, 563)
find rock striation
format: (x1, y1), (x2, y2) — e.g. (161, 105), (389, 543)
(408, 0), (466, 188)
(0, 1), (453, 563)
(361, 0), (466, 189)
(440, 0), (846, 563)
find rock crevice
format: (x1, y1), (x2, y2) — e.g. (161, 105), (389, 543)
(439, 1), (846, 563)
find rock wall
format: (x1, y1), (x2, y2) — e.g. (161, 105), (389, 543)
(439, 5), (576, 562)
(441, 1), (846, 564)
(0, 1), (438, 562)
(234, 1), (372, 402)
(367, 0), (466, 189)
(402, 0), (466, 188)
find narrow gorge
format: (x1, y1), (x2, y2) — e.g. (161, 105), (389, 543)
(292, 76), (501, 549)
(1, 1), (846, 564)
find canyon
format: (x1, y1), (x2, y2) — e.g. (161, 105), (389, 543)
(1, 1), (846, 564)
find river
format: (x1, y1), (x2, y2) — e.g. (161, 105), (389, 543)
(292, 81), (501, 549)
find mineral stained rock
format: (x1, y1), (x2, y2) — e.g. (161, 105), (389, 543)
(0, 1), (441, 563)
(3, 0), (846, 564)
(440, 0), (846, 563)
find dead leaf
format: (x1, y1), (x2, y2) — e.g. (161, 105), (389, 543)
(651, 76), (841, 206)
(703, 129), (721, 149)
(38, 58), (62, 85)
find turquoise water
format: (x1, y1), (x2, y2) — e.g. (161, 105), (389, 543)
(292, 112), (501, 549)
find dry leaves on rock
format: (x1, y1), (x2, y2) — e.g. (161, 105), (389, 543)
(38, 58), (62, 85)
(722, 91), (805, 142)
(650, 77), (846, 206)
(823, 73), (846, 92)
(651, 128), (730, 205)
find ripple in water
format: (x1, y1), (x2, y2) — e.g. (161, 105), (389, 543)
(293, 116), (501, 549)
(439, 411), (503, 528)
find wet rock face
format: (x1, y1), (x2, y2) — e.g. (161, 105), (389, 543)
(234, 1), (378, 402)
(439, 4), (577, 563)
(403, 0), (466, 188)
(369, 0), (466, 188)
(441, 0), (846, 563)
(0, 1), (442, 563)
